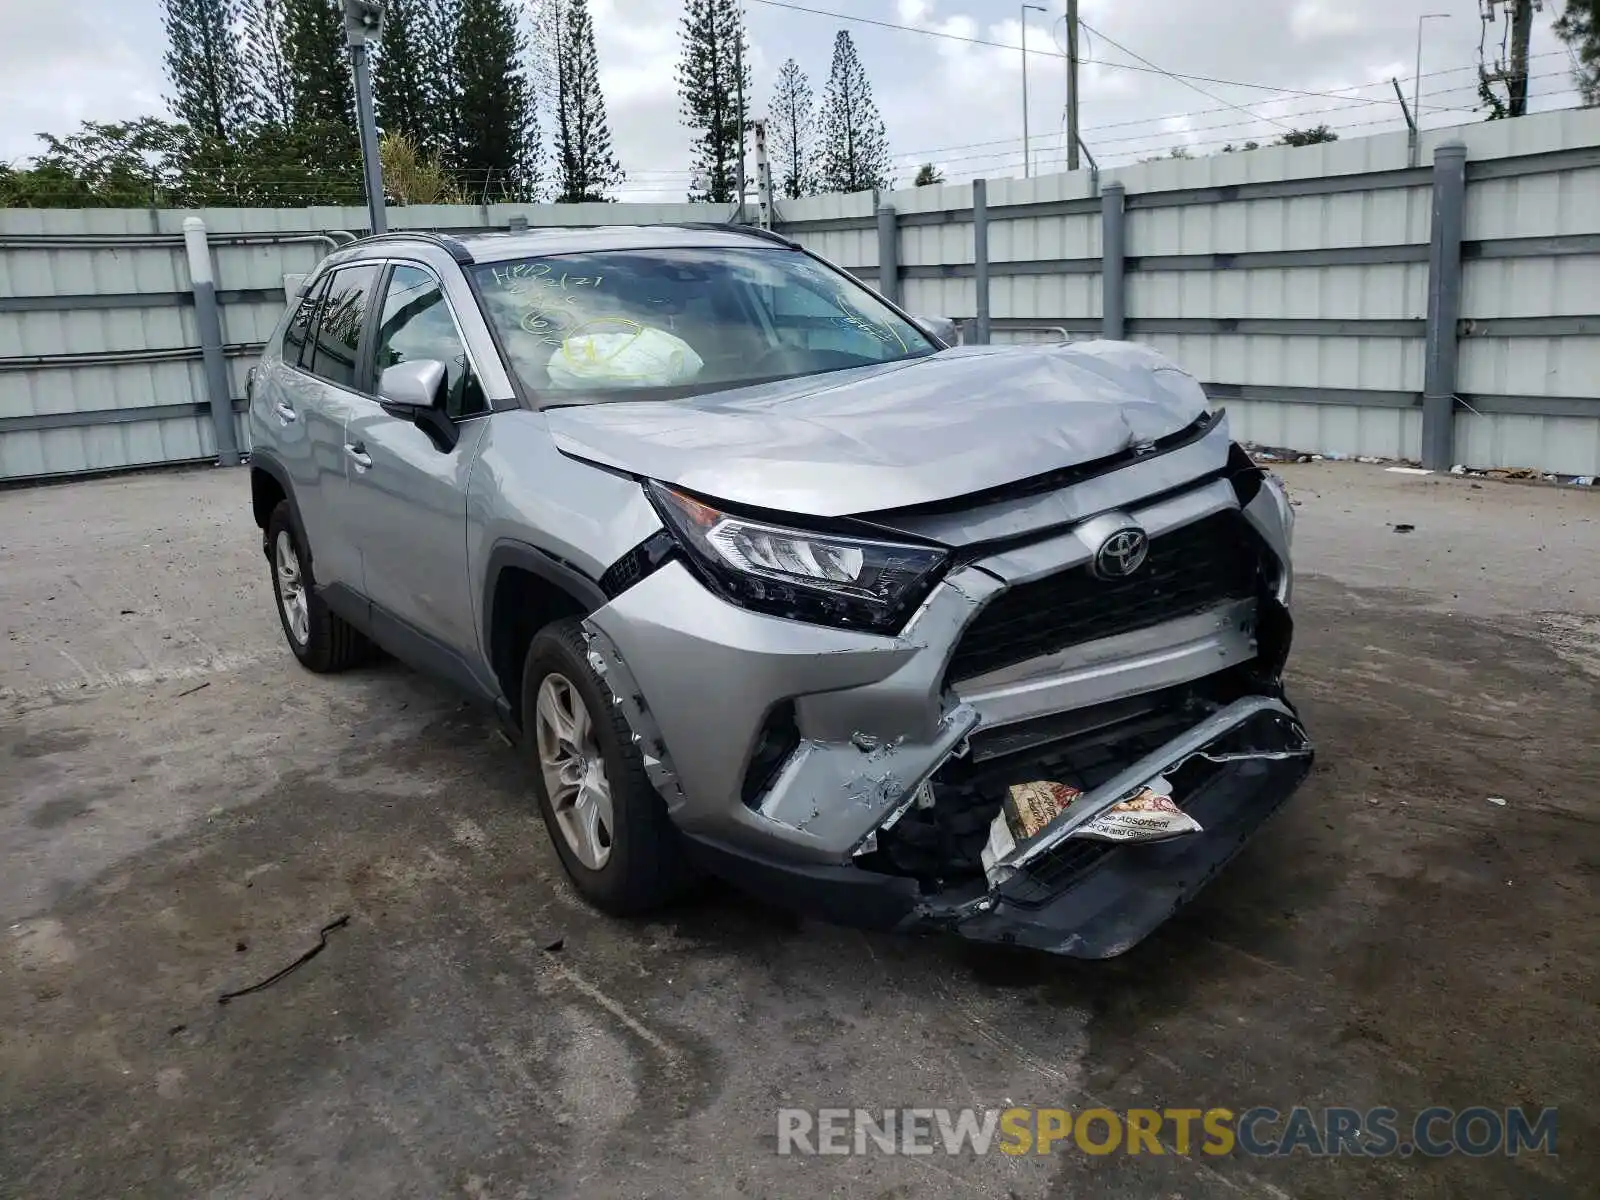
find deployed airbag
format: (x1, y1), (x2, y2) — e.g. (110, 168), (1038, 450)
(547, 325), (705, 389)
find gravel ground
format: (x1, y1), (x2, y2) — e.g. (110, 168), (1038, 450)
(2, 462), (1596, 1199)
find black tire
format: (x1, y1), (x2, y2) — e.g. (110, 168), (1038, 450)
(265, 500), (369, 673)
(522, 618), (692, 915)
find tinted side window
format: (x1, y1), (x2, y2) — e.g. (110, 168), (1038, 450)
(373, 264), (488, 419)
(282, 275), (327, 367)
(309, 264), (382, 390)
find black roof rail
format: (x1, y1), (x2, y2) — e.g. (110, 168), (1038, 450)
(347, 229), (476, 264)
(651, 222), (799, 249)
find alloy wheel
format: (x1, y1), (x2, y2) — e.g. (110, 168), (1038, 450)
(534, 672), (615, 870)
(274, 530), (310, 646)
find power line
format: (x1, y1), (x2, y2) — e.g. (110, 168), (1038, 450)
(746, 0), (1439, 107)
(881, 58), (1574, 172)
(1073, 18), (1289, 132)
(1032, 70), (1572, 155)
(1030, 88), (1583, 169)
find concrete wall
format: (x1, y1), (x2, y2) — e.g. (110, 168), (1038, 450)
(3, 108), (1598, 482)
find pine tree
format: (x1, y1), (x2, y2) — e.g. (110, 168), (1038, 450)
(281, 0), (353, 128)
(424, 0), (465, 169)
(768, 58), (815, 199)
(161, 0), (250, 142)
(816, 30), (890, 195)
(454, 0), (538, 200)
(912, 163), (943, 186)
(677, 0), (749, 203)
(544, 0), (625, 202)
(240, 0), (296, 129)
(373, 0), (434, 142)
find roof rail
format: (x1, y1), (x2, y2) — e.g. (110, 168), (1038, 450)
(652, 222), (799, 249)
(348, 229), (476, 264)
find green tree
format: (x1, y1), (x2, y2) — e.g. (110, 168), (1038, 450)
(912, 162), (943, 186)
(1555, 0), (1600, 105)
(178, 121), (365, 205)
(373, 0), (436, 143)
(816, 30), (890, 194)
(543, 0), (625, 201)
(768, 58), (816, 199)
(381, 132), (464, 203)
(160, 0), (250, 141)
(1222, 140), (1261, 153)
(282, 0), (354, 128)
(1277, 125), (1339, 146)
(677, 0), (749, 203)
(240, 0), (296, 128)
(422, 0), (464, 165)
(454, 0), (538, 200)
(0, 119), (186, 207)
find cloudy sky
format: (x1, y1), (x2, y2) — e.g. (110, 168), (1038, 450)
(0, 0), (1582, 199)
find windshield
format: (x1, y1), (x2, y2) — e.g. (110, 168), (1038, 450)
(470, 245), (938, 404)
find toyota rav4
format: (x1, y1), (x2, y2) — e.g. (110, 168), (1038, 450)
(247, 223), (1311, 958)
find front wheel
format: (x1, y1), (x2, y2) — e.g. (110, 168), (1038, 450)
(522, 618), (692, 915)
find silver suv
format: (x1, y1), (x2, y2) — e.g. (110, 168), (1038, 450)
(247, 224), (1311, 958)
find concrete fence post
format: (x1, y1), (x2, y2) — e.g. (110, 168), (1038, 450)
(876, 204), (901, 306)
(1422, 142), (1467, 471)
(1101, 181), (1126, 341)
(182, 217), (242, 468)
(973, 178), (991, 345)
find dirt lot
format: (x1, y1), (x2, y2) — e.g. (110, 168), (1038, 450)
(2, 463), (1597, 1199)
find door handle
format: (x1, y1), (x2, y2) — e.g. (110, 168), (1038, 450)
(344, 442), (373, 470)
(274, 402), (297, 423)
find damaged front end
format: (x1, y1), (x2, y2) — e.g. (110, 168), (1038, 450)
(866, 685), (1312, 958)
(583, 414), (1313, 958)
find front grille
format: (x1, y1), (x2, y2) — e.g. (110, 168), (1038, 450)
(947, 511), (1263, 683)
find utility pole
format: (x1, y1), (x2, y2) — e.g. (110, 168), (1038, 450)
(1509, 0), (1535, 116)
(1065, 0), (1080, 172)
(344, 0), (387, 235)
(1480, 0), (1539, 118)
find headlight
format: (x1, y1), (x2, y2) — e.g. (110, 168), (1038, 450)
(647, 482), (948, 632)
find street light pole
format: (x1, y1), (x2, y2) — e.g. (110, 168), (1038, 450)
(1413, 12), (1450, 162)
(1021, 3), (1045, 177)
(344, 0), (387, 234)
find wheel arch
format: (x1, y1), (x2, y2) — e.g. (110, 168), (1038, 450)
(483, 541), (609, 727)
(250, 451), (302, 549)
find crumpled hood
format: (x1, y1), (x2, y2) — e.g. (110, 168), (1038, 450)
(544, 341), (1210, 517)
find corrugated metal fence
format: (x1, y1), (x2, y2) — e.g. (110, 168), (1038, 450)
(3, 108), (1598, 483)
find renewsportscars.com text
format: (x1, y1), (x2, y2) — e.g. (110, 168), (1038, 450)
(776, 1105), (1558, 1158)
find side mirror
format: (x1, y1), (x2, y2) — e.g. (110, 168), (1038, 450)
(378, 359), (458, 450)
(914, 315), (959, 347)
(379, 359), (447, 414)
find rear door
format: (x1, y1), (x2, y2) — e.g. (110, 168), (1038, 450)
(254, 274), (327, 551)
(279, 262), (384, 594)
(342, 262), (492, 694)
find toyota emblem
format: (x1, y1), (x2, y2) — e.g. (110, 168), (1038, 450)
(1094, 528), (1149, 579)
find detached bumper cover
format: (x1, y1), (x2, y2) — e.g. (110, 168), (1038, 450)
(683, 697), (1312, 959)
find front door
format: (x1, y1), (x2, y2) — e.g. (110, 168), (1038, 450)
(342, 263), (492, 696)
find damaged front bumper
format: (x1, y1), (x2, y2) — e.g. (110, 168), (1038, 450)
(685, 695), (1312, 958)
(582, 428), (1311, 957)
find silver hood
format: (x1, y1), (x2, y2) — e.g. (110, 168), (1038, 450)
(544, 340), (1211, 517)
